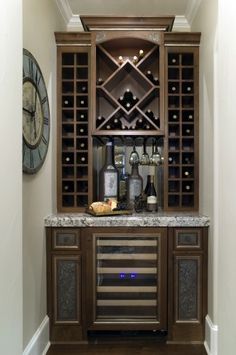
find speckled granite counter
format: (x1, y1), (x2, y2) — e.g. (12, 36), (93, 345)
(44, 212), (210, 228)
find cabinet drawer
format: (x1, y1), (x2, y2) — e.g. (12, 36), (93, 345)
(52, 229), (80, 250)
(174, 229), (202, 250)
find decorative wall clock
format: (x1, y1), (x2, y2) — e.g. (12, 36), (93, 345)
(23, 49), (50, 174)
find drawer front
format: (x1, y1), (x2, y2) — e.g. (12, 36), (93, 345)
(174, 229), (202, 250)
(53, 229), (80, 250)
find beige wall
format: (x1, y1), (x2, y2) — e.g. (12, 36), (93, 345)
(0, 1), (23, 354)
(191, 0), (218, 323)
(193, 0), (236, 353)
(216, 1), (236, 353)
(23, 0), (65, 349)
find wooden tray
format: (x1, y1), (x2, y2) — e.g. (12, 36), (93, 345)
(86, 209), (132, 217)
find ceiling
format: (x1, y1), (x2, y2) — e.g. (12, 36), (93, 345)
(55, 0), (202, 31)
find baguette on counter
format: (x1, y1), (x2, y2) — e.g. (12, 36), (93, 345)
(89, 199), (117, 213)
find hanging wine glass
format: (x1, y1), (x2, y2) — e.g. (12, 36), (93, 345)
(140, 139), (150, 165)
(129, 140), (139, 166)
(150, 139), (161, 165)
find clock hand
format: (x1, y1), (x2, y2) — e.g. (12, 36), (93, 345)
(23, 107), (33, 116)
(33, 87), (37, 114)
(33, 113), (37, 139)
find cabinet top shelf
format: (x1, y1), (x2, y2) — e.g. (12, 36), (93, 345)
(80, 16), (175, 32)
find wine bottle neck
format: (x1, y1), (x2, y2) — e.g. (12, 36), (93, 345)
(131, 164), (139, 175)
(105, 142), (114, 166)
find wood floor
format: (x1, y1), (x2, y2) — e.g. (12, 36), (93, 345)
(47, 332), (207, 355)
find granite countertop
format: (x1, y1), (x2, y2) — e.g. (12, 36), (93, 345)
(44, 212), (210, 228)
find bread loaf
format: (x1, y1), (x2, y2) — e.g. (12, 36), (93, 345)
(89, 201), (111, 213)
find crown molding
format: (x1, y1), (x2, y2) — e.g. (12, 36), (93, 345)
(54, 0), (83, 30)
(186, 0), (203, 26)
(173, 16), (190, 32)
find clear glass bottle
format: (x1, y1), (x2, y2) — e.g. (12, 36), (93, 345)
(146, 175), (158, 212)
(127, 163), (143, 208)
(99, 141), (119, 201)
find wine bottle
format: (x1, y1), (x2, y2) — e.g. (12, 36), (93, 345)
(171, 85), (177, 92)
(188, 114), (193, 120)
(138, 49), (144, 60)
(146, 70), (154, 82)
(96, 115), (105, 126)
(124, 88), (133, 102)
(106, 123), (112, 130)
(185, 128), (191, 135)
(133, 55), (138, 64)
(183, 156), (191, 164)
(80, 156), (86, 163)
(80, 113), (85, 120)
(79, 99), (85, 106)
(127, 163), (143, 208)
(118, 55), (123, 64)
(81, 85), (87, 92)
(99, 141), (119, 201)
(153, 77), (160, 85)
(136, 118), (144, 129)
(96, 77), (103, 85)
(133, 95), (138, 104)
(113, 118), (122, 129)
(144, 175), (151, 195)
(119, 168), (128, 200)
(155, 116), (160, 128)
(118, 95), (124, 105)
(146, 175), (158, 212)
(145, 109), (154, 120)
(80, 142), (85, 149)
(172, 113), (178, 120)
(184, 170), (190, 177)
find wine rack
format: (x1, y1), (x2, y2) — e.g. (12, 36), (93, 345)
(55, 27), (200, 212)
(56, 33), (93, 212)
(164, 47), (199, 211)
(93, 38), (164, 136)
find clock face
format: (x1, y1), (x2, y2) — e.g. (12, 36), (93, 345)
(23, 49), (50, 174)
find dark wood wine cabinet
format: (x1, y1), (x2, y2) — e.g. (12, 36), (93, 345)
(55, 18), (200, 212)
(46, 226), (208, 343)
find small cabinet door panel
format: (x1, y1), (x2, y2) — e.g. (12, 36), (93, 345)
(52, 255), (81, 324)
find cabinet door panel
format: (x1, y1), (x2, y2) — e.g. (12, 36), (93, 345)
(175, 255), (201, 322)
(53, 229), (80, 250)
(53, 255), (81, 324)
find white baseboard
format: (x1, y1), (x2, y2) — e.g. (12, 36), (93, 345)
(23, 315), (50, 355)
(204, 315), (218, 355)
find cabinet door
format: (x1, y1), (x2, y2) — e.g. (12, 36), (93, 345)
(50, 254), (83, 342)
(84, 227), (167, 331)
(55, 33), (94, 212)
(52, 255), (81, 324)
(168, 227), (208, 342)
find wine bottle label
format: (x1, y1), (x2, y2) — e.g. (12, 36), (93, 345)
(129, 180), (142, 200)
(147, 195), (157, 204)
(104, 172), (118, 197)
